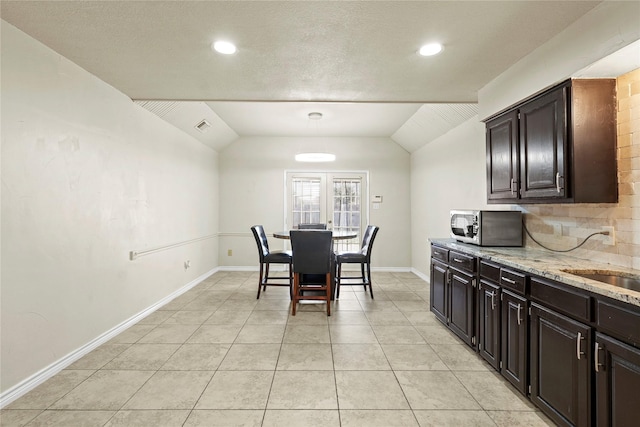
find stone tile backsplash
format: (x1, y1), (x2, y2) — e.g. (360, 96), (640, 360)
(523, 68), (640, 270)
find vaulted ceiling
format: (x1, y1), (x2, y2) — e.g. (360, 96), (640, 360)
(1, 1), (614, 152)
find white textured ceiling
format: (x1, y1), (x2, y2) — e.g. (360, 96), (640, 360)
(1, 1), (616, 152)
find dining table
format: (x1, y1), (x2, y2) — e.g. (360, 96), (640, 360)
(272, 229), (358, 300)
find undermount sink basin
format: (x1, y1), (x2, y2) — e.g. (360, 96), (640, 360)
(562, 269), (640, 293)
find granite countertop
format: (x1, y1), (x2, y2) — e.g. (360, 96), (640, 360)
(430, 238), (640, 307)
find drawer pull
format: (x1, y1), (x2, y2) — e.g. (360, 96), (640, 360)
(502, 276), (516, 284)
(510, 178), (517, 195)
(453, 258), (465, 263)
(576, 332), (585, 360)
(556, 172), (564, 193)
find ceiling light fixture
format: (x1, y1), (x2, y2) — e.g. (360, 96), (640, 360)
(212, 40), (237, 55)
(419, 43), (443, 56)
(295, 112), (336, 162)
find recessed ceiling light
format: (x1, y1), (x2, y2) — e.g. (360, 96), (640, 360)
(212, 40), (237, 55)
(419, 43), (443, 56)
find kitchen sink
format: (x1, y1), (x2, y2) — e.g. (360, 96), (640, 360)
(562, 269), (640, 293)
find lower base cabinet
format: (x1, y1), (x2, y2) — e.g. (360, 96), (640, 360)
(501, 290), (528, 395)
(595, 332), (640, 427)
(530, 303), (592, 427)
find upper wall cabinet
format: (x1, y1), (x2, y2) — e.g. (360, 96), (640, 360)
(485, 79), (617, 204)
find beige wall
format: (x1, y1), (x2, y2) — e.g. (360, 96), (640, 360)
(1, 22), (219, 393)
(218, 136), (411, 270)
(524, 69), (640, 269)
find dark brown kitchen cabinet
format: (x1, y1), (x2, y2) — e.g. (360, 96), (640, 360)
(595, 332), (640, 427)
(530, 303), (592, 427)
(429, 245), (476, 348)
(478, 279), (501, 370)
(485, 78), (617, 204)
(501, 289), (528, 395)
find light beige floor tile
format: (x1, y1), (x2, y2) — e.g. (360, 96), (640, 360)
(180, 295), (226, 311)
(67, 344), (130, 370)
(104, 410), (190, 426)
(102, 343), (180, 370)
(123, 371), (213, 409)
(356, 291), (389, 301)
(393, 301), (431, 312)
(283, 324), (331, 343)
(160, 343), (230, 370)
(277, 343), (334, 370)
(0, 409), (42, 426)
(234, 324), (285, 343)
(108, 324), (156, 344)
(6, 370), (94, 409)
(329, 325), (378, 344)
(340, 409), (419, 426)
(394, 371), (480, 410)
(51, 370), (154, 410)
(195, 371), (274, 409)
(385, 291), (424, 301)
(138, 324), (200, 344)
(183, 410), (264, 426)
(246, 310), (289, 325)
(372, 325), (426, 344)
(413, 409), (497, 426)
(453, 371), (534, 411)
(430, 344), (492, 371)
(286, 311), (330, 325)
(263, 409), (340, 427)
(163, 310), (213, 325)
(267, 371), (338, 409)
(327, 311), (369, 325)
(403, 311), (441, 326)
(331, 299), (363, 311)
(205, 310), (252, 325)
(365, 311), (411, 325)
(414, 325), (463, 345)
(335, 371), (409, 409)
(159, 293), (199, 311)
(218, 343), (281, 370)
(332, 344), (391, 370)
(487, 410), (555, 426)
(137, 310), (175, 324)
(187, 324), (242, 343)
(381, 344), (448, 370)
(25, 410), (115, 426)
(217, 299), (259, 311)
(358, 300), (401, 312)
(255, 298), (292, 310)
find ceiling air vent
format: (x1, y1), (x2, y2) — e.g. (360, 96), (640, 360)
(194, 119), (212, 133)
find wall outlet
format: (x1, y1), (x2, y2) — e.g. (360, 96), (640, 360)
(227, 249), (233, 256)
(184, 260), (191, 269)
(601, 226), (615, 246)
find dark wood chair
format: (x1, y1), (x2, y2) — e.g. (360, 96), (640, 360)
(297, 223), (327, 229)
(250, 225), (293, 299)
(335, 225), (379, 299)
(290, 230), (333, 315)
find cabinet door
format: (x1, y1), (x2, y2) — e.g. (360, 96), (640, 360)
(449, 267), (475, 347)
(501, 290), (528, 395)
(595, 333), (640, 427)
(478, 280), (501, 370)
(486, 110), (519, 202)
(531, 303), (591, 427)
(430, 259), (448, 324)
(519, 85), (568, 200)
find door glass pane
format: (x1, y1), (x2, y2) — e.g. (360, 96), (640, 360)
(332, 178), (361, 252)
(291, 177), (321, 229)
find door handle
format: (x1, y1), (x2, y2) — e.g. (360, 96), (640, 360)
(488, 291), (496, 310)
(556, 172), (564, 193)
(501, 276), (516, 284)
(517, 304), (522, 325)
(510, 178), (517, 195)
(576, 332), (585, 360)
(595, 342), (604, 372)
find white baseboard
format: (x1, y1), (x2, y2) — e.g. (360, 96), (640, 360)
(411, 268), (430, 283)
(0, 266), (219, 409)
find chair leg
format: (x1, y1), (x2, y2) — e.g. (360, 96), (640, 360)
(288, 261), (294, 300)
(325, 273), (331, 316)
(257, 263), (264, 299)
(263, 263), (270, 292)
(361, 263), (367, 292)
(292, 273), (299, 316)
(336, 262), (342, 299)
(366, 262), (374, 299)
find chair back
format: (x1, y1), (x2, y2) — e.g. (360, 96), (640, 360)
(290, 230), (333, 274)
(250, 225), (270, 261)
(360, 225), (379, 259)
(297, 223), (327, 229)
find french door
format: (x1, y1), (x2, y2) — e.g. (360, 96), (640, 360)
(286, 171), (367, 251)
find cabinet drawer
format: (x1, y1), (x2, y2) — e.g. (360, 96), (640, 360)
(500, 268), (526, 294)
(597, 299), (640, 347)
(480, 260), (501, 283)
(530, 277), (591, 322)
(449, 251), (476, 273)
(431, 245), (449, 263)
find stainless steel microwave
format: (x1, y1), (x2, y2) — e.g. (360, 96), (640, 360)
(450, 210), (523, 247)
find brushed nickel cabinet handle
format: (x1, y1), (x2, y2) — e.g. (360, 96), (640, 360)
(502, 276), (516, 284)
(595, 342), (603, 372)
(517, 304), (522, 325)
(576, 332), (585, 360)
(556, 172), (563, 193)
